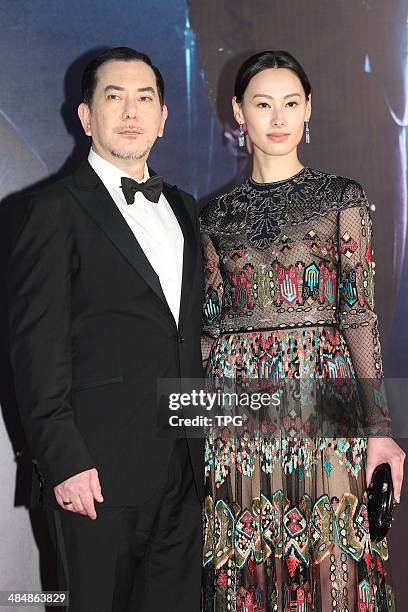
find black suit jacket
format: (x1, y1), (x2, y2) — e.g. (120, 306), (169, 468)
(8, 160), (205, 507)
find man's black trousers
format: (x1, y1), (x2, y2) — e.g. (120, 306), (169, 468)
(48, 438), (202, 612)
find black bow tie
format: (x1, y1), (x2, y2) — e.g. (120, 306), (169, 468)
(120, 175), (163, 205)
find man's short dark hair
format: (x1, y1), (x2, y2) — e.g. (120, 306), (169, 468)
(81, 47), (165, 107)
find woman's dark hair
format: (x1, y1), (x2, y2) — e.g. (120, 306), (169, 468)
(234, 50), (311, 103)
(81, 46), (165, 107)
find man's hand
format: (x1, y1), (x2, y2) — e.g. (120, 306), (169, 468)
(54, 468), (104, 519)
(366, 437), (406, 503)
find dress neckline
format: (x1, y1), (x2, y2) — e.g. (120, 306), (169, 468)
(248, 166), (308, 189)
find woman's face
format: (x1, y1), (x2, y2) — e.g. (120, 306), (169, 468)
(232, 67), (311, 158)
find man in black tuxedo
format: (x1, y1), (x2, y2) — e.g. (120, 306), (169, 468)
(8, 47), (204, 611)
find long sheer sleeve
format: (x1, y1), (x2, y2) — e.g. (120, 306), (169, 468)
(338, 181), (392, 436)
(200, 217), (224, 368)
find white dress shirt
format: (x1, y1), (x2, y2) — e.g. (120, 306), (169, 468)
(88, 148), (184, 326)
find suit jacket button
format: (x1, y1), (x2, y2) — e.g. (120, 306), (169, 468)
(179, 335), (185, 344)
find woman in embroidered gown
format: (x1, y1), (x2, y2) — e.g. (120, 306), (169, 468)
(200, 50), (405, 611)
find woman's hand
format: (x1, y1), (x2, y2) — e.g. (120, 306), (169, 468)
(366, 437), (405, 502)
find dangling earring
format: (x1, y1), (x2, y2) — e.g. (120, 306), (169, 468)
(305, 121), (310, 144)
(238, 124), (245, 147)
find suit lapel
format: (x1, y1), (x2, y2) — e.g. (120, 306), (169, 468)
(70, 161), (167, 307)
(162, 183), (198, 327)
(70, 161), (198, 327)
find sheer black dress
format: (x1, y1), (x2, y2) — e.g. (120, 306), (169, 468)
(200, 167), (394, 611)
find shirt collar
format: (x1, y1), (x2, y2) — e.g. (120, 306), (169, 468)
(88, 148), (149, 189)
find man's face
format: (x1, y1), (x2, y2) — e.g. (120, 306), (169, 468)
(78, 59), (168, 164)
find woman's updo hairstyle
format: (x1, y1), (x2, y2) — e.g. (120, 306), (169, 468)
(234, 50), (312, 103)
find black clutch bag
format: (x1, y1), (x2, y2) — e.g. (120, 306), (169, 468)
(367, 462), (396, 542)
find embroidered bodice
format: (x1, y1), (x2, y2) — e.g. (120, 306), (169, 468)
(200, 167), (391, 436)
